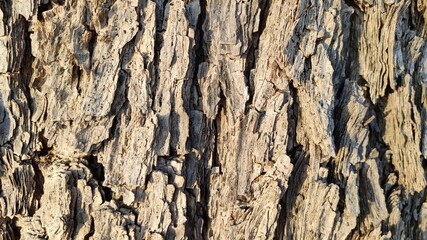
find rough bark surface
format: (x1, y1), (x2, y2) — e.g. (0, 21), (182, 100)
(0, 0), (427, 239)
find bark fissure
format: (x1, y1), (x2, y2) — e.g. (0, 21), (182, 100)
(244, 0), (271, 110)
(84, 155), (112, 202)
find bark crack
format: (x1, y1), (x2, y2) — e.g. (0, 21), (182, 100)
(83, 155), (112, 202)
(275, 80), (302, 239)
(244, 0), (271, 111)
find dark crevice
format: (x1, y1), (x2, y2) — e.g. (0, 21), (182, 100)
(37, 1), (53, 22)
(183, 153), (199, 239)
(83, 217), (95, 240)
(275, 150), (308, 240)
(16, 15), (36, 156)
(0, 217), (20, 240)
(421, 156), (427, 172)
(170, 191), (180, 227)
(343, 8), (361, 85)
(30, 160), (44, 216)
(191, 0), (207, 112)
(87, 29), (97, 69)
(286, 81), (300, 153)
(103, 186), (112, 201)
(10, 217), (20, 240)
(200, 150), (211, 240)
(243, 0), (271, 111)
(198, 2), (215, 231)
(193, 0), (207, 62)
(326, 160), (337, 185)
(35, 131), (53, 157)
(108, 113), (121, 142)
(143, 168), (153, 191)
(74, 64), (83, 95)
(108, 69), (129, 115)
(185, 0), (207, 230)
(83, 155), (112, 202)
(409, 1), (426, 35)
(343, 0), (362, 12)
(275, 80), (302, 239)
(86, 155), (104, 182)
(168, 144), (179, 157)
(415, 190), (427, 237)
(51, 0), (65, 6)
(212, 89), (224, 172)
(71, 179), (80, 239)
(105, 70), (129, 142)
(150, 0), (169, 111)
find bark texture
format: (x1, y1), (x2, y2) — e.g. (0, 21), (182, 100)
(0, 0), (427, 239)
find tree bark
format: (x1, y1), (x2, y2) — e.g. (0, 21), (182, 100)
(0, 0), (426, 239)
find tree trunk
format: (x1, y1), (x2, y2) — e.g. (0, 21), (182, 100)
(0, 0), (426, 239)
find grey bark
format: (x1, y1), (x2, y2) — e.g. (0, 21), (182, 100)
(0, 0), (426, 239)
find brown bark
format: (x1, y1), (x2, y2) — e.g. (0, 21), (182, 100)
(0, 0), (426, 239)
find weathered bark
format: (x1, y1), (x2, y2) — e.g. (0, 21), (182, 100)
(0, 0), (426, 239)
